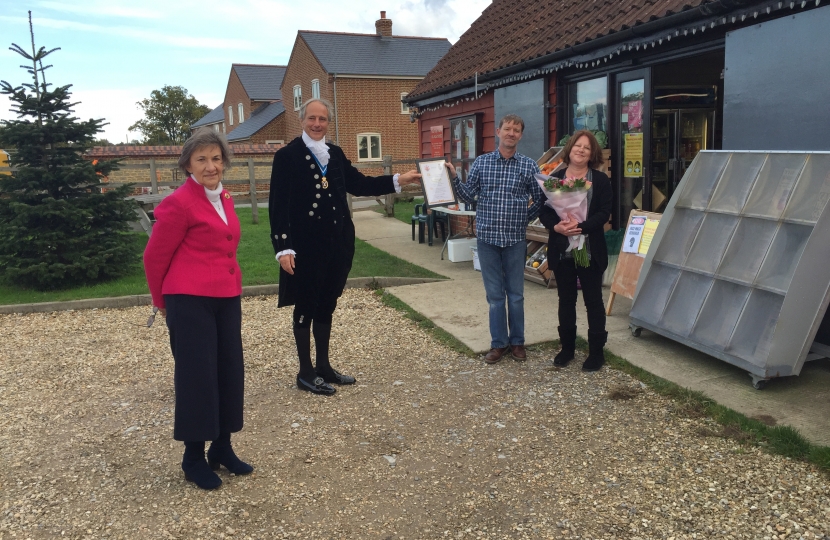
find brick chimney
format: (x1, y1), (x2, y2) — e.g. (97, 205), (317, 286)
(375, 11), (392, 37)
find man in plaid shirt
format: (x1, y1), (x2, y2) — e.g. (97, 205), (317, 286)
(446, 114), (545, 364)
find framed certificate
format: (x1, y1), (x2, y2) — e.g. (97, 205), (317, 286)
(416, 158), (458, 207)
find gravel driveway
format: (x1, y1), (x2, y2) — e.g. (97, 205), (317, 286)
(1, 289), (828, 539)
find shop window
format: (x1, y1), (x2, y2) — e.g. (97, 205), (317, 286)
(449, 114), (480, 181)
(228, 106), (234, 126)
(357, 133), (382, 161)
(293, 85), (302, 110)
(401, 92), (409, 114)
(311, 79), (320, 99)
(567, 76), (608, 142)
(238, 103), (244, 123)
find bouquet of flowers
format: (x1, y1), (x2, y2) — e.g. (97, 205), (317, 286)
(535, 172), (593, 267)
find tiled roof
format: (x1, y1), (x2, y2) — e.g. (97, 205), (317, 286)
(86, 144), (281, 159)
(191, 104), (225, 128)
(232, 64), (287, 100)
(299, 31), (451, 77)
(226, 101), (286, 142)
(409, 0), (719, 99)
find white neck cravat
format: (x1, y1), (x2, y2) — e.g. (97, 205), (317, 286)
(302, 130), (330, 167)
(199, 177), (228, 225)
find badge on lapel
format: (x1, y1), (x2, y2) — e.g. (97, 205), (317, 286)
(224, 192), (231, 199)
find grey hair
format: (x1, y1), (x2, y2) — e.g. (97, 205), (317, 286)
(178, 128), (233, 174)
(299, 98), (333, 121)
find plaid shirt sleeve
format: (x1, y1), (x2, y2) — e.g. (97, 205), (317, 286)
(528, 164), (545, 221)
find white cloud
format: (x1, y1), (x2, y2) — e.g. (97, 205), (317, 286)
(0, 0), (494, 143)
(70, 87), (150, 144)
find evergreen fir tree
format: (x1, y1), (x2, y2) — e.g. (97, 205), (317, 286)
(0, 13), (140, 290)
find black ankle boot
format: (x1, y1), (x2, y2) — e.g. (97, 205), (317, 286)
(207, 433), (253, 475)
(182, 441), (222, 490)
(553, 326), (577, 366)
(314, 322), (356, 385)
(582, 331), (608, 372)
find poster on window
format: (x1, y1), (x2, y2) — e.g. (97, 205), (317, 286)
(624, 133), (644, 178)
(430, 126), (444, 158)
(622, 100), (643, 130)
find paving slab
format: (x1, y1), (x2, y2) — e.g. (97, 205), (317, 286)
(354, 210), (830, 446)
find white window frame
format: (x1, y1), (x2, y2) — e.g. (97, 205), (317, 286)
(356, 133), (382, 162)
(293, 85), (302, 110)
(311, 79), (320, 99)
(401, 92), (410, 114)
(228, 106), (234, 126)
(238, 103), (244, 123)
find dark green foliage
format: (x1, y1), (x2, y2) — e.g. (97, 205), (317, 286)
(129, 85), (210, 145)
(0, 13), (141, 290)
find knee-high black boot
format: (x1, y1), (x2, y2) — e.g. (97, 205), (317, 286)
(553, 326), (577, 366)
(207, 432), (253, 475)
(293, 325), (316, 380)
(582, 331), (607, 372)
(314, 322), (355, 385)
(182, 441), (222, 490)
(295, 325), (336, 395)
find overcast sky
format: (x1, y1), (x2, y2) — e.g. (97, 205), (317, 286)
(0, 0), (490, 143)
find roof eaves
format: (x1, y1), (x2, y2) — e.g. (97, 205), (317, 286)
(408, 1), (720, 103)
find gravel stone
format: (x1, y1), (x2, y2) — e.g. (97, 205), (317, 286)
(1, 289), (829, 539)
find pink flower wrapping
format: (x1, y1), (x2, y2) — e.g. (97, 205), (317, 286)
(535, 173), (593, 266)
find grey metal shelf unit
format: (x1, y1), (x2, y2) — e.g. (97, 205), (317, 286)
(629, 150), (830, 389)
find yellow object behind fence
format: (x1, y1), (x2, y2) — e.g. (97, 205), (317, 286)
(0, 150), (10, 175)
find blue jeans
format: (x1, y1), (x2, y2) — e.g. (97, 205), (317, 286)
(476, 239), (526, 349)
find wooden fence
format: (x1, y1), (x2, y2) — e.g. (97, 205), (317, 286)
(1, 155), (427, 226)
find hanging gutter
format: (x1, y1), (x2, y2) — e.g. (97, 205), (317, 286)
(408, 0), (813, 110)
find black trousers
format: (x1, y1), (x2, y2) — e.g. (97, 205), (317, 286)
(165, 294), (244, 441)
(552, 258), (606, 333)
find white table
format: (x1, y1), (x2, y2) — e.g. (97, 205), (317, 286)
(431, 206), (476, 260)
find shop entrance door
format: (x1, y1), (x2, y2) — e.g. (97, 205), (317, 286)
(652, 107), (716, 209)
(613, 68), (651, 229)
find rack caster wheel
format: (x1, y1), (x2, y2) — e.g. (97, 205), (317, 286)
(750, 375), (769, 390)
(629, 324), (642, 337)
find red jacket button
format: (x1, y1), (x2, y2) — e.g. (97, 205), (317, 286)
(229, 268), (235, 274)
(227, 235), (233, 241)
(228, 252), (233, 258)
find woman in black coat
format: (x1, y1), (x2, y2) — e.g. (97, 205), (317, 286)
(269, 98), (420, 395)
(539, 129), (612, 371)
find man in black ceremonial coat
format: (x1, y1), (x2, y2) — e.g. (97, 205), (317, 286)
(269, 98), (421, 395)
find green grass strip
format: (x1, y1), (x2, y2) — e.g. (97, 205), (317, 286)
(601, 345), (830, 475)
(0, 206), (443, 305)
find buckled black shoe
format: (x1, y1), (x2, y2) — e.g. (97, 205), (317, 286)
(296, 374), (336, 395)
(317, 369), (356, 385)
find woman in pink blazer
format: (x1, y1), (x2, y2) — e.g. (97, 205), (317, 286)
(144, 129), (252, 490)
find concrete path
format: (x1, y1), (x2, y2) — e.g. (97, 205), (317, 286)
(354, 210), (830, 447)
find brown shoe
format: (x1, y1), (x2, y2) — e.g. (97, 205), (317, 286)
(511, 345), (527, 361)
(484, 347), (509, 364)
